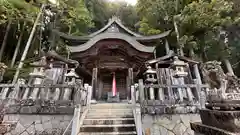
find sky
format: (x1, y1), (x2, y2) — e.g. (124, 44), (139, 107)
(108, 0), (138, 5)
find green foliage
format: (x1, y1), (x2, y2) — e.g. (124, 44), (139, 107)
(85, 0), (139, 31)
(59, 0), (94, 35)
(0, 0), (38, 24)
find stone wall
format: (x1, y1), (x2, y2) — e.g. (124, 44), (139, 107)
(142, 114), (201, 135)
(2, 114), (73, 135)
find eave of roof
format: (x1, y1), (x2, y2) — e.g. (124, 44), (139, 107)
(53, 29), (171, 43)
(145, 50), (199, 65)
(68, 32), (155, 53)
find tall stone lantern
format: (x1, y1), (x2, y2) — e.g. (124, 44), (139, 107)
(144, 66), (157, 100)
(63, 69), (79, 100)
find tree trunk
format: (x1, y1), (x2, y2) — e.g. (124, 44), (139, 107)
(0, 20), (12, 61)
(223, 59), (234, 75)
(173, 18), (184, 56)
(13, 5), (44, 84)
(11, 22), (25, 68)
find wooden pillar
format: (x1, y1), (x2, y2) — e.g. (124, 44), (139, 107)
(128, 68), (133, 100)
(91, 68), (98, 100)
(126, 76), (130, 100)
(98, 79), (103, 100)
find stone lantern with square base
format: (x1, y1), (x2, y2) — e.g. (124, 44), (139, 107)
(170, 56), (188, 78)
(144, 66), (157, 100)
(63, 69), (79, 100)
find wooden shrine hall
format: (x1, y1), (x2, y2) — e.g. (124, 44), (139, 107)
(54, 17), (171, 101)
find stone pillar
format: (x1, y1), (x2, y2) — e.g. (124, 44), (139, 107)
(193, 64), (202, 84)
(22, 76), (33, 100)
(172, 77), (184, 102)
(193, 64), (202, 102)
(1, 87), (10, 99)
(149, 87), (155, 100)
(71, 105), (81, 135)
(53, 88), (61, 100)
(31, 77), (44, 100)
(138, 79), (145, 104)
(158, 88), (164, 101)
(87, 86), (93, 107)
(131, 85), (136, 104)
(165, 39), (170, 54)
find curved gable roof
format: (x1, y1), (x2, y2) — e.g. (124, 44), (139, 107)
(89, 16), (142, 37)
(68, 32), (155, 53)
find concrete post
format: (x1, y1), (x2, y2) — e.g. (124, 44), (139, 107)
(87, 86), (92, 107)
(131, 85), (136, 105)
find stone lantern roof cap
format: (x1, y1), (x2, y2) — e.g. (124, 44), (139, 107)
(144, 66), (156, 74)
(65, 69), (79, 78)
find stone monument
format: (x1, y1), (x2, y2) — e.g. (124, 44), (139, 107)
(191, 60), (240, 135)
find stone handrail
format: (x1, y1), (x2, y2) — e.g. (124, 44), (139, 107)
(138, 79), (209, 114)
(62, 117), (74, 135)
(131, 85), (143, 135)
(0, 83), (87, 102)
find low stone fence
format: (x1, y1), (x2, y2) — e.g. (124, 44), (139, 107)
(0, 83), (90, 135)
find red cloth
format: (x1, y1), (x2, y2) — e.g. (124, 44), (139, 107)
(112, 73), (117, 96)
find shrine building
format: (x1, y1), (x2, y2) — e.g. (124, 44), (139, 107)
(55, 17), (171, 101)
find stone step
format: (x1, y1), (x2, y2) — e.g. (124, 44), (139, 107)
(86, 114), (133, 119)
(83, 118), (135, 125)
(78, 131), (137, 135)
(87, 111), (133, 116)
(80, 124), (136, 132)
(90, 104), (132, 109)
(89, 109), (132, 113)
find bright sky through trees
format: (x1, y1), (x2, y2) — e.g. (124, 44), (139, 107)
(107, 0), (137, 5)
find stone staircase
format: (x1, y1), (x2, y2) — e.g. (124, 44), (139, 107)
(78, 103), (137, 135)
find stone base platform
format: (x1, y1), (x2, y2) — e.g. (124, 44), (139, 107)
(200, 109), (240, 132)
(190, 122), (235, 135)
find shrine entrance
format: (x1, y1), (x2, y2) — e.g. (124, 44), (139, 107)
(98, 70), (128, 101)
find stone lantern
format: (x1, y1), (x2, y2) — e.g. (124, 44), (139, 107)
(28, 59), (46, 100)
(170, 56), (188, 78)
(65, 68), (79, 84)
(63, 69), (79, 100)
(144, 66), (157, 100)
